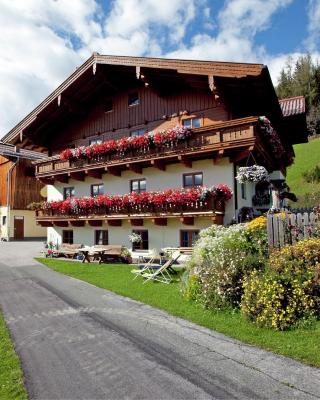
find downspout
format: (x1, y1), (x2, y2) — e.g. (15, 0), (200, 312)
(6, 157), (18, 241)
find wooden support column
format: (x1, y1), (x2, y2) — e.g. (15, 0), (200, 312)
(86, 169), (103, 179)
(126, 163), (142, 174)
(130, 219), (144, 226)
(151, 159), (166, 171)
(152, 218), (167, 226)
(54, 221), (69, 227)
(69, 172), (85, 181)
(107, 219), (122, 226)
(180, 217), (194, 225)
(178, 155), (192, 168)
(70, 220), (85, 227)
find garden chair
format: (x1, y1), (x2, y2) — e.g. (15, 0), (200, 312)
(141, 250), (181, 284)
(131, 249), (159, 279)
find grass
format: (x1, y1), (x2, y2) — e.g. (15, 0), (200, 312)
(37, 258), (320, 367)
(0, 310), (27, 400)
(286, 136), (320, 204)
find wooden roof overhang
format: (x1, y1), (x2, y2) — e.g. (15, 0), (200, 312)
(2, 54), (294, 151)
(32, 116), (280, 184)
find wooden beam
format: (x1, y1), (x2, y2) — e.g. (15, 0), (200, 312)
(151, 159), (166, 171)
(230, 145), (254, 164)
(213, 149), (224, 165)
(38, 178), (53, 185)
(54, 221), (69, 227)
(69, 172), (85, 181)
(85, 169), (102, 179)
(107, 219), (122, 226)
(180, 217), (194, 225)
(55, 174), (69, 183)
(178, 155), (192, 168)
(106, 166), (121, 177)
(38, 221), (53, 227)
(152, 218), (167, 226)
(126, 163), (142, 174)
(70, 220), (85, 227)
(88, 220), (102, 227)
(212, 214), (224, 225)
(130, 219), (144, 226)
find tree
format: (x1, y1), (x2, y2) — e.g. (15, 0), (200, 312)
(276, 55), (320, 135)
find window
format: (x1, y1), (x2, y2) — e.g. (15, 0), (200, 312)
(132, 230), (148, 250)
(63, 187), (75, 200)
(130, 128), (145, 137)
(104, 100), (113, 113)
(180, 230), (199, 247)
(2, 216), (6, 225)
(62, 230), (73, 244)
(95, 230), (109, 245)
(130, 179), (146, 193)
(182, 117), (201, 129)
(128, 92), (139, 107)
(91, 183), (104, 197)
(183, 172), (203, 188)
(89, 138), (103, 146)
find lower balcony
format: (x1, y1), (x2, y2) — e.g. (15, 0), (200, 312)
(36, 198), (225, 227)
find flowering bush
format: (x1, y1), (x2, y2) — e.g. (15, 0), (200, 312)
(182, 223), (267, 309)
(241, 238), (320, 330)
(236, 165), (269, 183)
(128, 233), (142, 243)
(40, 185), (232, 216)
(59, 126), (192, 161)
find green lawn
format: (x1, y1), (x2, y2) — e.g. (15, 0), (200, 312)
(0, 310), (27, 400)
(37, 258), (320, 367)
(286, 137), (320, 204)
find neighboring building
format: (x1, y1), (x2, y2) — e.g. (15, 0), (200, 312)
(0, 142), (47, 240)
(1, 54), (308, 250)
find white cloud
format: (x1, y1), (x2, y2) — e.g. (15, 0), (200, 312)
(305, 0), (320, 51)
(0, 0), (318, 136)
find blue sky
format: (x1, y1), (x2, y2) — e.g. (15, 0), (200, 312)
(0, 0), (319, 136)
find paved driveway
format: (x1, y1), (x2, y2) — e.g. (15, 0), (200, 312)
(0, 241), (319, 400)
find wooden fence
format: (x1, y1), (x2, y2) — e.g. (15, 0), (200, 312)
(267, 212), (318, 248)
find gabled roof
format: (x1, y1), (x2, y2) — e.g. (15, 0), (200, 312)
(0, 142), (46, 160)
(279, 96), (305, 116)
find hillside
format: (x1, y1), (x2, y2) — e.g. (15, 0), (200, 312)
(286, 137), (320, 207)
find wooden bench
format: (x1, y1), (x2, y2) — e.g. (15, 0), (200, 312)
(55, 244), (83, 258)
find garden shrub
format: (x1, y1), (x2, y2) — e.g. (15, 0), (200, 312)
(182, 220), (267, 310)
(241, 238), (320, 330)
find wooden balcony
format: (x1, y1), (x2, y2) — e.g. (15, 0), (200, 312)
(34, 117), (259, 182)
(35, 198), (225, 226)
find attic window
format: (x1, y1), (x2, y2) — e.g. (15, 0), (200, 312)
(105, 100), (113, 113)
(182, 117), (201, 129)
(128, 92), (139, 107)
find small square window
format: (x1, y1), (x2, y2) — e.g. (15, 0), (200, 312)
(95, 230), (108, 245)
(130, 179), (146, 193)
(183, 173), (203, 188)
(62, 230), (73, 244)
(63, 187), (75, 200)
(91, 184), (104, 197)
(128, 92), (139, 107)
(130, 128), (145, 137)
(182, 117), (201, 128)
(104, 100), (113, 113)
(241, 183), (247, 200)
(89, 138), (103, 146)
(132, 230), (148, 250)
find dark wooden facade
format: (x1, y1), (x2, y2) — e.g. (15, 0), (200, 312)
(0, 155), (44, 210)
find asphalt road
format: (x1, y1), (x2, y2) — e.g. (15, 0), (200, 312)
(0, 241), (319, 400)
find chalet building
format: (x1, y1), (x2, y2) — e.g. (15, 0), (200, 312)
(1, 54), (307, 250)
(0, 142), (46, 240)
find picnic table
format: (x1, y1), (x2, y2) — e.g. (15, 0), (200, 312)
(78, 245), (123, 264)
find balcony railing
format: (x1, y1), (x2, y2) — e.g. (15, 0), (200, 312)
(34, 118), (258, 178)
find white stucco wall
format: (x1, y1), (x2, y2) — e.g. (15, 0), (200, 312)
(47, 157), (236, 223)
(0, 207), (46, 239)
